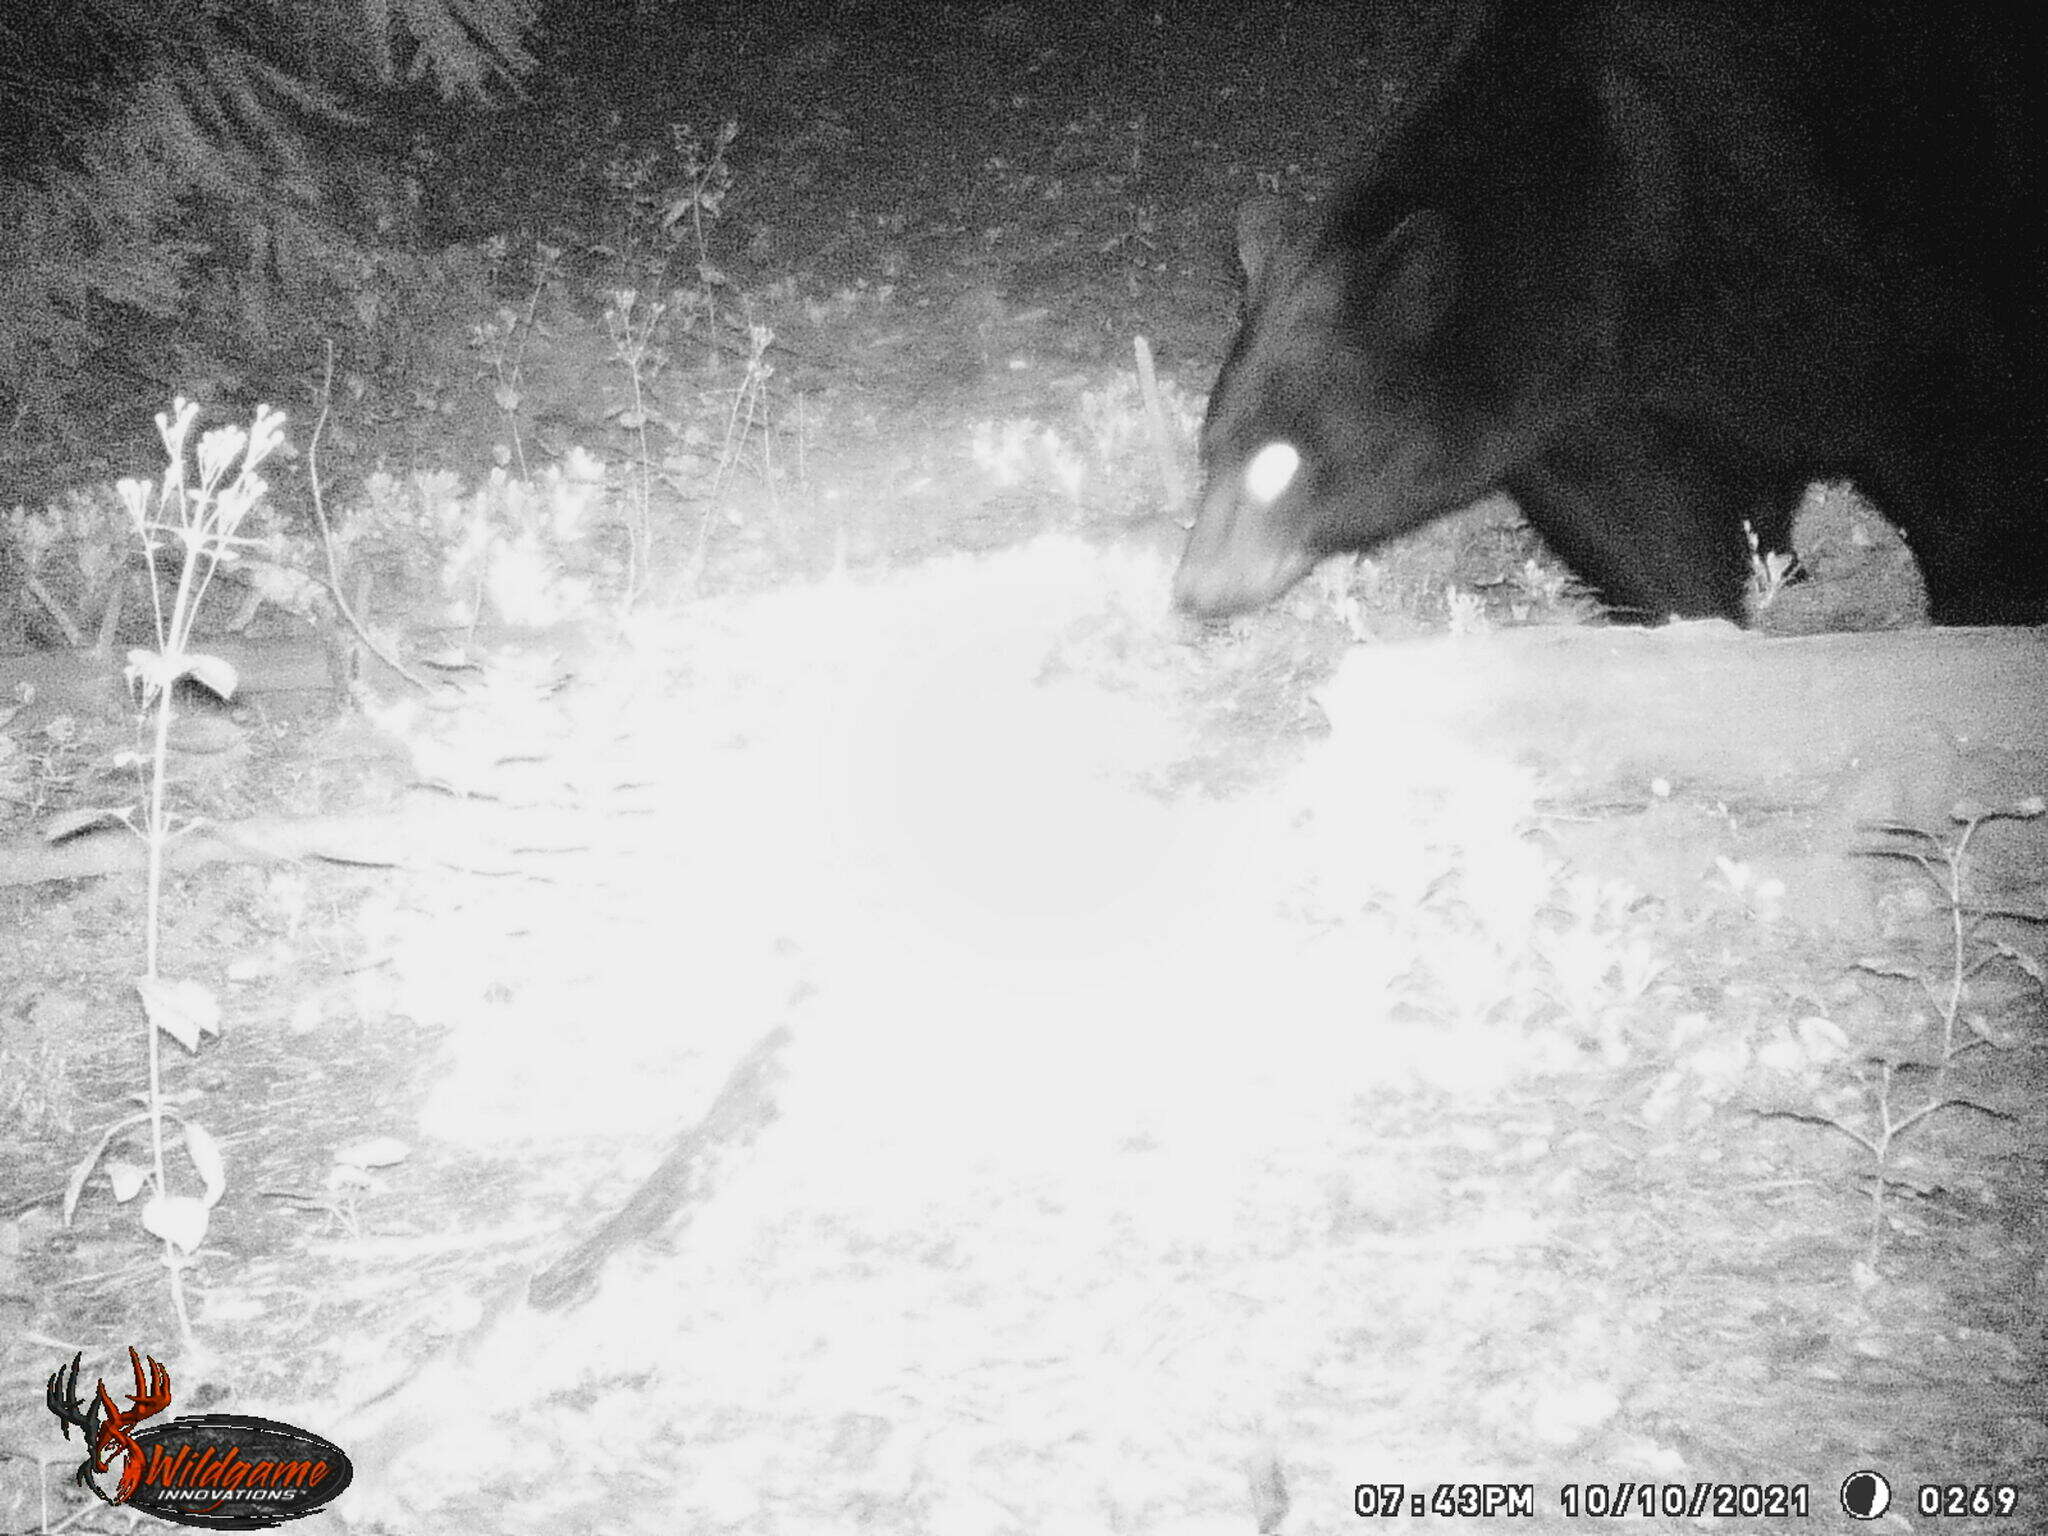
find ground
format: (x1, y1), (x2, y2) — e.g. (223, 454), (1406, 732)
(1, 4), (2044, 1534)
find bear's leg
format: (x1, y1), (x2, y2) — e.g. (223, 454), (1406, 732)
(1507, 427), (1803, 625)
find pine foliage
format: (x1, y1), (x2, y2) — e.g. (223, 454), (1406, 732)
(0, 0), (536, 458)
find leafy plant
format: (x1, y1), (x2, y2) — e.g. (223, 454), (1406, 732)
(1745, 519), (1799, 611)
(469, 240), (564, 481)
(1855, 795), (2047, 1073)
(1763, 794), (2046, 1268)
(55, 399), (286, 1345)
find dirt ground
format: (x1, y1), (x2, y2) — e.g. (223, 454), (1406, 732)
(2, 4), (2044, 1533)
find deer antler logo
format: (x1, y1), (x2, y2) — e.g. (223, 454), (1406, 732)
(46, 1347), (174, 1505)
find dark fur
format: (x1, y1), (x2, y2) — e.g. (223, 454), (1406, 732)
(1176, 0), (2046, 625)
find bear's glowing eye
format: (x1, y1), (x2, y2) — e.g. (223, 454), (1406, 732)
(1244, 441), (1300, 505)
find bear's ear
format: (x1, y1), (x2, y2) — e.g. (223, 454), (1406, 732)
(1235, 196), (1310, 302)
(1367, 209), (1457, 348)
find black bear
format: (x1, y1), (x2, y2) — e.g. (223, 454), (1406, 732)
(1174, 0), (2046, 626)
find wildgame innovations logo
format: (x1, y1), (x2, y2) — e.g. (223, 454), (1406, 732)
(46, 1349), (352, 1529)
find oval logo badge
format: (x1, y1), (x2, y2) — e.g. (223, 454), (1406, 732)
(115, 1414), (354, 1530)
(49, 1352), (352, 1530)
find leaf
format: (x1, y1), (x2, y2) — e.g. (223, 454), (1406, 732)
(125, 647), (194, 698)
(335, 1137), (410, 1171)
(183, 652), (239, 701)
(142, 1195), (210, 1256)
(42, 806), (134, 843)
(136, 976), (222, 1053)
(60, 1113), (150, 1224)
(182, 1122), (227, 1208)
(1992, 940), (2046, 993)
(107, 1160), (150, 1203)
